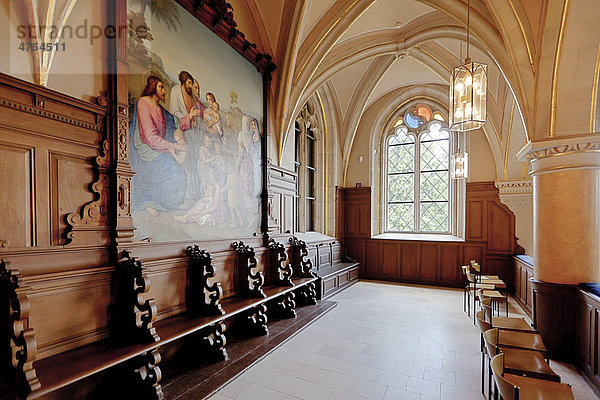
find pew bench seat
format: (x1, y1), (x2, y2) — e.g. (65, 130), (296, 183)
(27, 277), (318, 399)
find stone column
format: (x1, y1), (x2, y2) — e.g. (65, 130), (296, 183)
(518, 133), (600, 360)
(523, 134), (600, 284)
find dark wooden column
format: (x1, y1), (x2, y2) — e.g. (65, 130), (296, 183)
(108, 0), (135, 255)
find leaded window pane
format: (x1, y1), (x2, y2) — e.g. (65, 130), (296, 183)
(388, 203), (414, 231)
(420, 202), (449, 232)
(385, 113), (452, 234)
(420, 171), (449, 202)
(388, 174), (414, 202)
(389, 126), (414, 145)
(389, 144), (414, 173)
(420, 139), (449, 172)
(420, 121), (448, 141)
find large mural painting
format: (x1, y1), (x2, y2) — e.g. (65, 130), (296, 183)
(127, 0), (263, 241)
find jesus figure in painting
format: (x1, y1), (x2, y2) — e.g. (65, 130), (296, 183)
(129, 75), (201, 216)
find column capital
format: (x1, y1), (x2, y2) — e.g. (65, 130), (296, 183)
(494, 179), (532, 214)
(517, 133), (600, 176)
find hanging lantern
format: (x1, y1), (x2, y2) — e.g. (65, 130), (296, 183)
(450, 60), (487, 131)
(449, 0), (487, 132)
(451, 151), (469, 179)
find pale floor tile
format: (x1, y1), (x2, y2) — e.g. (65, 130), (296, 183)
(406, 376), (441, 398)
(328, 390), (365, 400)
(366, 355), (397, 371)
(350, 378), (388, 399)
(383, 386), (421, 400)
(375, 369), (410, 388)
(208, 281), (597, 400)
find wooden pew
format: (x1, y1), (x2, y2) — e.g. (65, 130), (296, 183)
(0, 239), (319, 400)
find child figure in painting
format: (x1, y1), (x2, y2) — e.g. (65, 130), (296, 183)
(171, 129), (188, 165)
(204, 101), (223, 136)
(174, 170), (227, 227)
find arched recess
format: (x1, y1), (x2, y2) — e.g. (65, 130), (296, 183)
(292, 93), (334, 235)
(365, 86), (467, 237)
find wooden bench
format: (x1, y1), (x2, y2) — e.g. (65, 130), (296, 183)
(301, 238), (359, 299)
(1, 238), (319, 400)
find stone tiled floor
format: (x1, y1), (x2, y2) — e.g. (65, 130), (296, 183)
(208, 281), (598, 399)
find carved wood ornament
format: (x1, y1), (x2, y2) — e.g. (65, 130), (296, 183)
(231, 241), (266, 298)
(0, 260), (40, 396)
(289, 237), (317, 278)
(199, 321), (227, 361)
(186, 245), (224, 316)
(269, 292), (296, 319)
(240, 304), (268, 336)
(267, 239), (294, 287)
(63, 140), (110, 245)
(117, 251), (160, 343)
(132, 349), (164, 400)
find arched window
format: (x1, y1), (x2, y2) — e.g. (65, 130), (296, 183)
(385, 104), (452, 233)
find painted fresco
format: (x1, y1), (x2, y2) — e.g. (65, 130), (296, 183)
(127, 0), (263, 242)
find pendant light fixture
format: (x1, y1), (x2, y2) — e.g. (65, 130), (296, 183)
(451, 150), (469, 179)
(449, 0), (487, 131)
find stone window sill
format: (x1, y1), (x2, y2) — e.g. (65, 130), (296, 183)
(372, 233), (465, 242)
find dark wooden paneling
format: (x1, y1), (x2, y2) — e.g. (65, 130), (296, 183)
(575, 290), (600, 393)
(488, 201), (513, 253)
(485, 256), (510, 283)
(345, 239), (365, 269)
(463, 245), (484, 268)
(365, 241), (380, 275)
(340, 183), (517, 288)
(439, 245), (460, 282)
(467, 200), (485, 241)
(359, 203), (370, 237)
(338, 271), (349, 285)
(531, 280), (578, 361)
(578, 298), (593, 367)
(381, 243), (398, 276)
(322, 276), (337, 296)
(346, 203), (358, 236)
(400, 243), (418, 280)
(419, 244), (438, 281)
(0, 142), (34, 248)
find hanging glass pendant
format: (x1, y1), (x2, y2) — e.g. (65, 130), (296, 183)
(451, 152), (469, 179)
(450, 59), (487, 131)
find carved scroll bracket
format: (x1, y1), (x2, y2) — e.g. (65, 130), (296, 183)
(268, 292), (296, 319)
(133, 349), (164, 400)
(63, 140), (110, 245)
(296, 282), (317, 306)
(289, 237), (317, 278)
(238, 304), (268, 336)
(231, 241), (266, 298)
(0, 260), (40, 396)
(186, 246), (224, 316)
(267, 239), (293, 287)
(117, 251), (160, 343)
(199, 322), (227, 361)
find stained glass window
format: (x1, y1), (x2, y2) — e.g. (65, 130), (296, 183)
(386, 106), (450, 233)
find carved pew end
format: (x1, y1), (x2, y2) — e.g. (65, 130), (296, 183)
(267, 292), (297, 319)
(199, 322), (228, 362)
(295, 282), (318, 306)
(236, 304), (268, 336)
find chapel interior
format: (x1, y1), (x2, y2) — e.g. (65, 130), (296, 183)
(0, 0), (600, 399)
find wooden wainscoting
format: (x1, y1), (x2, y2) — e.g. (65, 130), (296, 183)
(512, 255), (534, 318)
(341, 182), (518, 287)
